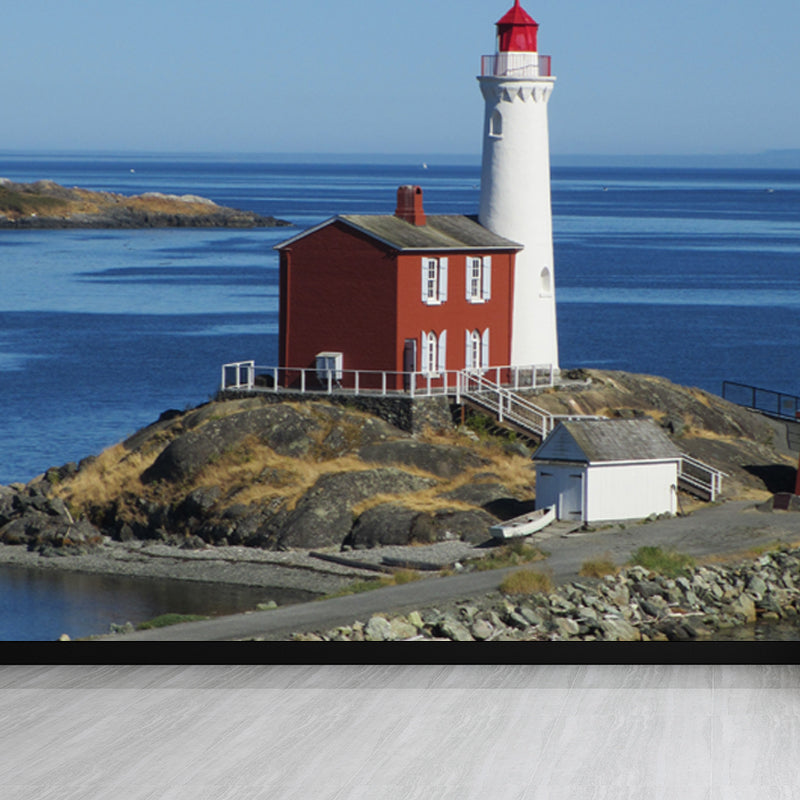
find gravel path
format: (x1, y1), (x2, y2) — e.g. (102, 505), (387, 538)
(0, 537), (492, 597)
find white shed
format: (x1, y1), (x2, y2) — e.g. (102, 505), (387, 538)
(532, 418), (683, 524)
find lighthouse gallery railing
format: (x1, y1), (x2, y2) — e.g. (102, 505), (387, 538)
(481, 53), (552, 78)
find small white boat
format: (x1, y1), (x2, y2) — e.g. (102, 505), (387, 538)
(489, 505), (555, 539)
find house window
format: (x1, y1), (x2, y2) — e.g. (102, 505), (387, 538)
(466, 256), (491, 303)
(464, 328), (490, 371)
(421, 257), (448, 305)
(421, 329), (447, 375)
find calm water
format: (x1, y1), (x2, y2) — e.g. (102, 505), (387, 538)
(1, 152), (799, 639)
(0, 563), (312, 642)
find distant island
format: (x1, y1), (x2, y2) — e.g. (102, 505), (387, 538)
(0, 178), (292, 229)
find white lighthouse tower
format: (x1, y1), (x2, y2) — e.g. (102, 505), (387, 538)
(478, 1), (559, 371)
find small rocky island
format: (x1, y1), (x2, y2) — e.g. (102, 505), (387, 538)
(3, 369), (800, 641)
(0, 178), (291, 228)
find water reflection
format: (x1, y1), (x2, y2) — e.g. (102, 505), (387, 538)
(0, 564), (316, 641)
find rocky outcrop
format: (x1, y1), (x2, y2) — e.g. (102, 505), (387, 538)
(0, 178), (290, 228)
(142, 405), (321, 483)
(357, 440), (489, 478)
(0, 483), (104, 555)
(291, 546), (800, 642)
(35, 397), (531, 553)
(7, 369), (796, 558)
(345, 504), (499, 549)
(275, 469), (438, 550)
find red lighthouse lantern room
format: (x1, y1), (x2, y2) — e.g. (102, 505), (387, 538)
(496, 1), (539, 52)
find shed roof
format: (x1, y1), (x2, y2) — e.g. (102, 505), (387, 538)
(534, 418), (683, 464)
(274, 214), (522, 253)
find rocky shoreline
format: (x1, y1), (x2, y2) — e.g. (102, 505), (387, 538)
(4, 367), (800, 641)
(287, 546), (800, 642)
(0, 178), (291, 228)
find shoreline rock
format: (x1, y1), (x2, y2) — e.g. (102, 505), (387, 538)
(288, 545), (800, 642)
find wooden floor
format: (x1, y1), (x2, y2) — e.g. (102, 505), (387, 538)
(2, 665), (799, 799)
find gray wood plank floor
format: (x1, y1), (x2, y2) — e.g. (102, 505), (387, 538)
(2, 665), (798, 799)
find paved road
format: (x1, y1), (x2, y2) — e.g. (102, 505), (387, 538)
(111, 500), (800, 641)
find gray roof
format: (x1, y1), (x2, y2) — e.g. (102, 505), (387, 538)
(275, 214), (522, 252)
(541, 418), (682, 463)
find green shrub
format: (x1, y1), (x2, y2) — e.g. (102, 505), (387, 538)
(470, 541), (547, 571)
(628, 546), (695, 578)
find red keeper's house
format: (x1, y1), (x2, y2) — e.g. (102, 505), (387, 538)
(275, 185), (521, 391)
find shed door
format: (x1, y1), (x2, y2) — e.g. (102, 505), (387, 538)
(560, 472), (584, 520)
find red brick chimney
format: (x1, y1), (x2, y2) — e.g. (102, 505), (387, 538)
(395, 185), (426, 226)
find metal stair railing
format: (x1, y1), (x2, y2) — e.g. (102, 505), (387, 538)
(459, 370), (609, 440)
(678, 455), (725, 502)
(459, 370), (554, 437)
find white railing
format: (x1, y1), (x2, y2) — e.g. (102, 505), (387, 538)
(481, 53), (552, 78)
(220, 362), (557, 399)
(678, 456), (725, 502)
(459, 370), (555, 437)
(222, 360), (256, 390)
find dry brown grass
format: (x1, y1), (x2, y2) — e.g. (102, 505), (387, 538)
(195, 439), (380, 511)
(53, 444), (157, 512)
(499, 568), (553, 596)
(579, 554), (618, 578)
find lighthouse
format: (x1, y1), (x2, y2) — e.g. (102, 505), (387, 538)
(478, 1), (559, 371)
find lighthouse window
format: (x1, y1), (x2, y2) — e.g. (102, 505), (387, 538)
(466, 256), (492, 303)
(421, 257), (448, 305)
(540, 267), (552, 295)
(490, 110), (503, 137)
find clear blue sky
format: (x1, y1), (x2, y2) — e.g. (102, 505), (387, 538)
(4, 0), (798, 157)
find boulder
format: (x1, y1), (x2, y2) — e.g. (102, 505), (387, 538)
(347, 504), (423, 549)
(276, 469), (436, 550)
(598, 617), (640, 641)
(347, 503), (496, 548)
(174, 486), (222, 522)
(470, 618), (495, 641)
(364, 616), (393, 642)
(435, 615), (474, 641)
(727, 593), (757, 623)
(27, 518), (103, 553)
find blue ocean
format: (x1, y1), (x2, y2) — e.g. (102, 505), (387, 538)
(1, 152), (799, 639)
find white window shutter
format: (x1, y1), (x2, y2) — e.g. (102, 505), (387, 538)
(420, 330), (427, 371)
(481, 327), (490, 368)
(482, 256), (492, 300)
(421, 259), (428, 303)
(438, 329), (447, 372)
(464, 329), (472, 368)
(439, 257), (448, 302)
(465, 259), (472, 301)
